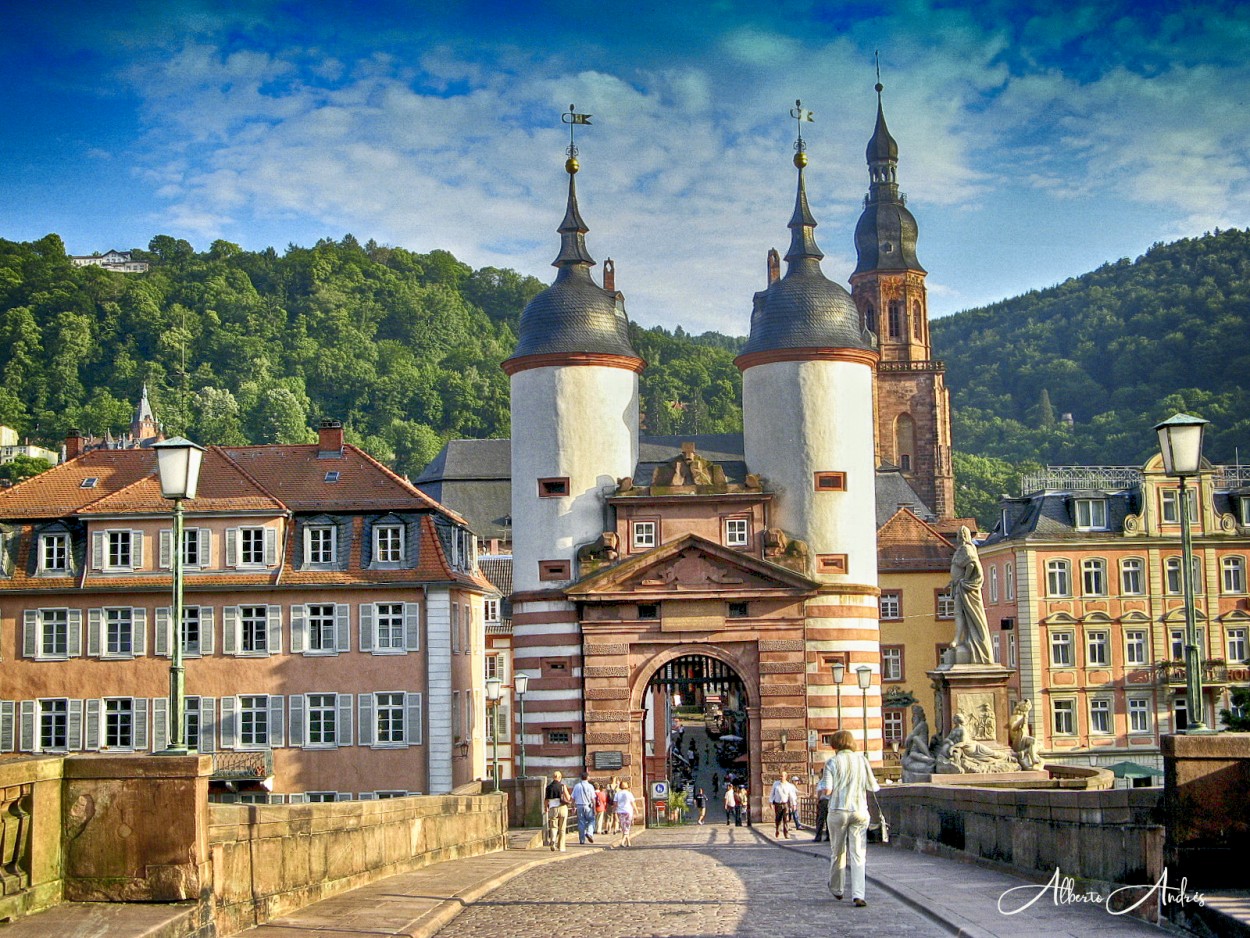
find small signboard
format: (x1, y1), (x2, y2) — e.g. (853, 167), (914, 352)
(651, 780), (668, 800)
(593, 750), (624, 771)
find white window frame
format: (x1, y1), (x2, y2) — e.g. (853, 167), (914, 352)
(1074, 498), (1108, 531)
(159, 527), (211, 570)
(290, 603), (349, 655)
(632, 520), (657, 550)
(1127, 698), (1152, 734)
(359, 691), (422, 748)
(1052, 699), (1076, 736)
(1089, 698), (1112, 735)
(936, 591), (955, 619)
(1050, 631), (1073, 667)
(1046, 559), (1071, 597)
(881, 646), (903, 681)
(484, 598), (500, 623)
(1170, 628), (1205, 661)
(724, 518), (749, 548)
(374, 525), (404, 565)
(1161, 488), (1197, 525)
(989, 566), (999, 603)
(39, 532), (69, 574)
(1007, 632), (1017, 667)
(304, 525), (337, 566)
(155, 605), (213, 658)
(223, 694), (285, 750)
(1226, 627), (1248, 664)
(1125, 629), (1148, 666)
(103, 697), (141, 750)
(228, 526), (276, 568)
(24, 608), (82, 660)
(358, 602), (420, 655)
(1165, 556), (1200, 595)
(1081, 558), (1107, 596)
(223, 605), (281, 657)
(1086, 630), (1109, 666)
(93, 529), (143, 572)
(1222, 556), (1246, 594)
(879, 591), (901, 621)
(89, 606), (147, 660)
(1121, 558), (1144, 595)
(1005, 561), (1015, 600)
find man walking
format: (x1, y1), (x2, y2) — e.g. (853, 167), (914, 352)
(572, 772), (597, 844)
(770, 771), (798, 838)
(545, 772), (571, 852)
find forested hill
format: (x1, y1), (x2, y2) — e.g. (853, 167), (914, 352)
(933, 228), (1250, 470)
(0, 234), (745, 477)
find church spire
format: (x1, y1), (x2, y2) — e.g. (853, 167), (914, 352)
(553, 105), (595, 269)
(784, 99), (823, 269)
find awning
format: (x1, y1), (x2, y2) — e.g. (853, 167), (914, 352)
(1104, 760), (1163, 779)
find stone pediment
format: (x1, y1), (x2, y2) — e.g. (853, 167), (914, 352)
(566, 533), (818, 600)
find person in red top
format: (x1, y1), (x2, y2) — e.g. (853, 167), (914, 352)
(594, 783), (609, 834)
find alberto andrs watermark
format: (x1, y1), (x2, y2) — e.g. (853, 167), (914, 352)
(998, 867), (1206, 917)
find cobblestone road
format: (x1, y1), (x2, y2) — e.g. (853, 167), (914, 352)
(435, 825), (948, 938)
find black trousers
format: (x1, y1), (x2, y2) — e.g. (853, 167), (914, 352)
(813, 797), (830, 841)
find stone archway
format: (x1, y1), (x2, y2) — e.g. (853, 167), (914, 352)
(631, 646), (761, 826)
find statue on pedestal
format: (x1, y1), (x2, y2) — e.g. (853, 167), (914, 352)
(935, 713), (1019, 774)
(900, 704), (936, 782)
(1008, 700), (1044, 770)
(948, 526), (993, 665)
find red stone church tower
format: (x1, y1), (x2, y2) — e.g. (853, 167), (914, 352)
(850, 82), (956, 520)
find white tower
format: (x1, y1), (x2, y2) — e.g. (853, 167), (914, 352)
(735, 139), (883, 764)
(502, 149), (643, 775)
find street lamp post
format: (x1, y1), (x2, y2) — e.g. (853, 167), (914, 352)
(1155, 413), (1213, 734)
(485, 676), (502, 791)
(831, 660), (845, 730)
(856, 666), (872, 749)
(153, 437), (205, 755)
(514, 673), (529, 778)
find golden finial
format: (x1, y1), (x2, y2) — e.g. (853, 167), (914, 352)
(562, 104), (592, 174)
(789, 98), (813, 166)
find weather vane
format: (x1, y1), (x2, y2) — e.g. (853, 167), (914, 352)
(789, 98), (814, 155)
(562, 104), (592, 160)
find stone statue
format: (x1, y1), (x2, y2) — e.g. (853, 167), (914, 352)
(948, 526), (993, 665)
(1008, 700), (1044, 770)
(971, 702), (996, 741)
(901, 704), (936, 781)
(935, 713), (1018, 774)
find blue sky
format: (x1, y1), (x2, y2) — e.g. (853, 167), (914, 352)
(3, 1), (1249, 334)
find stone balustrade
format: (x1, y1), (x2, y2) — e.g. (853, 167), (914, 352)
(878, 778), (1165, 920)
(0, 756), (63, 922)
(208, 791), (509, 936)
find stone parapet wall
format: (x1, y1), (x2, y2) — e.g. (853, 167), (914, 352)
(878, 782), (1164, 911)
(1163, 732), (1250, 889)
(0, 755), (64, 922)
(208, 792), (508, 936)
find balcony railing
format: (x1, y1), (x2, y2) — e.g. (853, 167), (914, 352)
(1020, 466), (1142, 495)
(879, 360), (945, 373)
(212, 749), (274, 780)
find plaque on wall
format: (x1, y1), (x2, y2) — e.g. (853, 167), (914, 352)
(593, 750), (624, 770)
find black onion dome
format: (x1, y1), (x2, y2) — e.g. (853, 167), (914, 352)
(507, 171), (640, 362)
(740, 163), (875, 356)
(853, 198), (923, 274)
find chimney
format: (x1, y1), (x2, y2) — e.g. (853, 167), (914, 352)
(603, 258), (616, 293)
(318, 418), (344, 458)
(767, 248), (781, 284)
(65, 428), (84, 460)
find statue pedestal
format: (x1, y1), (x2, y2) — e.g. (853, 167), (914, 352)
(928, 663), (1014, 743)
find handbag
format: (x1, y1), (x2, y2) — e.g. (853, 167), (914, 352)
(867, 790), (890, 844)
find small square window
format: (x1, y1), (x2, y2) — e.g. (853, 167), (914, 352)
(80, 477), (98, 489)
(538, 477), (570, 498)
(324, 471), (340, 483)
(539, 559), (570, 581)
(638, 603), (659, 620)
(817, 554), (848, 574)
(728, 602), (749, 618)
(814, 472), (847, 492)
(632, 520), (657, 550)
(546, 729), (572, 746)
(724, 518), (750, 548)
(935, 590), (955, 619)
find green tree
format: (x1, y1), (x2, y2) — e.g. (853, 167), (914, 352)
(0, 454), (53, 485)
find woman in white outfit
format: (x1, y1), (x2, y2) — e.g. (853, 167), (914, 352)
(819, 729), (880, 907)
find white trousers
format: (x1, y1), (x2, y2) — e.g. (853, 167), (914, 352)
(827, 807), (870, 900)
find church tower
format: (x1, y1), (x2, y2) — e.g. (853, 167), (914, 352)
(850, 81), (955, 519)
(502, 139), (644, 776)
(736, 124), (884, 763)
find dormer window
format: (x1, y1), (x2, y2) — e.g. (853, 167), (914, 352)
(80, 478), (98, 489)
(1239, 497), (1250, 526)
(374, 524), (404, 564)
(1161, 489), (1197, 525)
(324, 471), (340, 483)
(305, 525), (336, 565)
(40, 532), (69, 574)
(1073, 498), (1107, 531)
